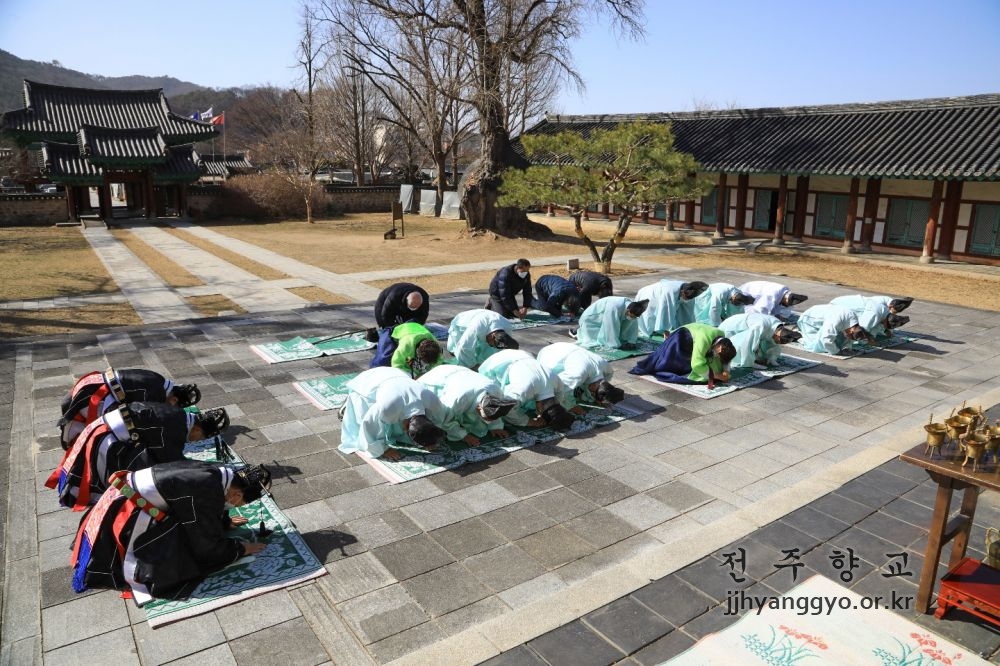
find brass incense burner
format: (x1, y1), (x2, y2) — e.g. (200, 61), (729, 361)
(924, 416), (948, 457)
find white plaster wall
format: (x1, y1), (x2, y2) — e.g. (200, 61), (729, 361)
(807, 193), (816, 214)
(747, 191), (755, 208)
(954, 229), (968, 253)
(879, 180), (935, 197)
(747, 175), (781, 188)
(958, 203), (973, 228)
(874, 222), (885, 243)
(806, 176), (854, 192)
(877, 198), (888, 218)
(961, 182), (1000, 202)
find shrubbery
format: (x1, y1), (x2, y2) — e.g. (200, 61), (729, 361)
(204, 174), (320, 220)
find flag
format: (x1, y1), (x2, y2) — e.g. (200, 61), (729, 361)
(199, 107), (214, 121)
(211, 112), (225, 126)
(189, 111), (200, 120)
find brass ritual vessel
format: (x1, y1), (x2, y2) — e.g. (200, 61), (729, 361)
(924, 413), (948, 457)
(926, 405), (998, 473)
(962, 431), (991, 472)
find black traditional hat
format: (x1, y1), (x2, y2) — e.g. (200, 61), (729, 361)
(235, 464), (272, 502)
(170, 383), (201, 407)
(731, 291), (756, 306)
(626, 299), (649, 317)
(408, 415), (446, 448)
(784, 293), (809, 306)
(886, 314), (910, 329)
(889, 297), (914, 313)
(774, 325), (802, 344)
(594, 380), (625, 406)
(491, 330), (519, 350)
(680, 281), (709, 300)
(194, 407), (230, 438)
(479, 395), (517, 420)
(541, 403), (575, 431)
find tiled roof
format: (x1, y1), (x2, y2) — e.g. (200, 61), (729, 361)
(37, 141), (202, 185)
(518, 94), (1000, 181)
(2, 80), (218, 145)
(200, 153), (255, 177)
(78, 125), (168, 166)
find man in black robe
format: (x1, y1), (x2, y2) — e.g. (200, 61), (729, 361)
(374, 282), (430, 329)
(71, 461), (271, 600)
(48, 402), (230, 510)
(58, 368), (200, 448)
(568, 270), (613, 309)
(487, 258), (533, 319)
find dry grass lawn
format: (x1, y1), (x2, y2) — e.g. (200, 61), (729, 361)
(0, 304), (142, 338)
(187, 294), (247, 317)
(287, 286), (354, 305)
(0, 227), (120, 300)
(654, 249), (1000, 311)
(201, 214), (685, 274)
(110, 228), (203, 288)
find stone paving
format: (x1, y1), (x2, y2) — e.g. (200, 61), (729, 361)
(3, 227), (1000, 664)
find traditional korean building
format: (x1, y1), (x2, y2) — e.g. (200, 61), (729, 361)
(519, 94), (1000, 264)
(0, 80), (218, 221)
(198, 153), (256, 184)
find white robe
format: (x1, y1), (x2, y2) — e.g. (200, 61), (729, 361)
(694, 283), (745, 327)
(536, 342), (612, 408)
(477, 349), (563, 426)
(338, 367), (446, 458)
(719, 312), (783, 368)
(446, 309), (514, 368)
(635, 280), (694, 337)
(830, 295), (890, 338)
(576, 296), (639, 349)
(418, 364), (505, 441)
(739, 280), (794, 319)
(796, 304), (860, 355)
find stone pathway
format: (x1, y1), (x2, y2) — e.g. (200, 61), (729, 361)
(3, 264), (1000, 665)
(79, 227), (197, 323)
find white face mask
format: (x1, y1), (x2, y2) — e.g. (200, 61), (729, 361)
(516, 270), (529, 279)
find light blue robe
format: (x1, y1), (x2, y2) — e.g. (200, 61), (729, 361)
(635, 279), (694, 337)
(477, 349), (561, 426)
(446, 309), (513, 368)
(576, 296), (639, 349)
(796, 304), (860, 355)
(830, 295), (890, 338)
(694, 283), (745, 327)
(719, 312), (783, 368)
(740, 280), (795, 320)
(417, 364), (505, 441)
(338, 366), (447, 458)
(536, 342), (612, 408)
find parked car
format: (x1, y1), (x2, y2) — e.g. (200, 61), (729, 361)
(39, 184), (59, 193)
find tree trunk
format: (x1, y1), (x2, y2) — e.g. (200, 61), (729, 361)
(305, 193), (314, 224)
(435, 151), (448, 200)
(572, 212), (602, 264)
(597, 213), (632, 272)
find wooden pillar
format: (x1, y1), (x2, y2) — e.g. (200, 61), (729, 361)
(665, 202), (675, 231)
(99, 177), (113, 221)
(937, 180), (963, 261)
(640, 203), (649, 224)
(178, 184), (188, 218)
(773, 175), (788, 245)
(145, 172), (156, 219)
(792, 176), (809, 241)
(860, 177), (881, 252)
(65, 185), (78, 221)
(713, 173), (728, 239)
(733, 174), (748, 238)
(919, 180), (944, 263)
(601, 202), (610, 220)
(683, 200), (695, 229)
(841, 177), (860, 254)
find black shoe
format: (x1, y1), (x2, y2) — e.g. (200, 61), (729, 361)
(365, 327), (379, 343)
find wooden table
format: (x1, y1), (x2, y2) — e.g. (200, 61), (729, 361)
(899, 443), (1000, 614)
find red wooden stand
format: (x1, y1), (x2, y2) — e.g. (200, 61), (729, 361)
(935, 558), (1000, 627)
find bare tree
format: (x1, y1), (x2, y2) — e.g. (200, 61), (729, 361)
(317, 0), (644, 236)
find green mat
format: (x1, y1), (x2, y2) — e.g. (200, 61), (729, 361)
(251, 332), (374, 364)
(293, 372), (360, 410)
(512, 310), (572, 330)
(635, 353), (820, 399)
(138, 437), (325, 628)
(581, 338), (661, 361)
(785, 332), (916, 359)
(358, 403), (640, 483)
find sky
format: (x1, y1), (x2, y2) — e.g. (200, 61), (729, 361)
(1, 0), (998, 115)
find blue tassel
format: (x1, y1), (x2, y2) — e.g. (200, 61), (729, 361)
(56, 470), (68, 494)
(72, 536), (91, 593)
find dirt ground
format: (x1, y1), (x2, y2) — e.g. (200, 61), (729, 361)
(654, 249), (1000, 312)
(0, 303), (142, 339)
(0, 227), (121, 301)
(367, 265), (654, 296)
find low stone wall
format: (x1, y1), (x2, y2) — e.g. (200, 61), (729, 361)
(0, 193), (67, 226)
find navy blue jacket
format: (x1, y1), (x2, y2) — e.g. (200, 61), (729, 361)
(374, 282), (429, 328)
(533, 275), (580, 318)
(489, 264), (532, 315)
(568, 270), (613, 309)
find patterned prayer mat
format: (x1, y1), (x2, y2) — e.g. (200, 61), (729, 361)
(667, 575), (987, 665)
(785, 332), (917, 359)
(635, 353), (820, 399)
(512, 310), (572, 330)
(251, 332), (375, 364)
(138, 437), (325, 628)
(582, 338), (661, 362)
(357, 403), (640, 483)
(293, 372), (360, 410)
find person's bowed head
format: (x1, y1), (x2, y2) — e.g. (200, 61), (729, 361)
(527, 398), (576, 431)
(888, 297), (914, 314)
(409, 339), (442, 378)
(470, 395), (518, 443)
(707, 337), (738, 384)
(772, 325), (802, 345)
(168, 383), (201, 408)
(487, 329), (519, 351)
(881, 313), (910, 337)
(188, 407), (230, 441)
(226, 463), (273, 555)
(578, 379), (626, 408)
(781, 292), (808, 307)
(564, 293), (583, 319)
(845, 324), (874, 345)
(729, 291), (756, 307)
(679, 282), (709, 300)
(619, 300), (649, 351)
